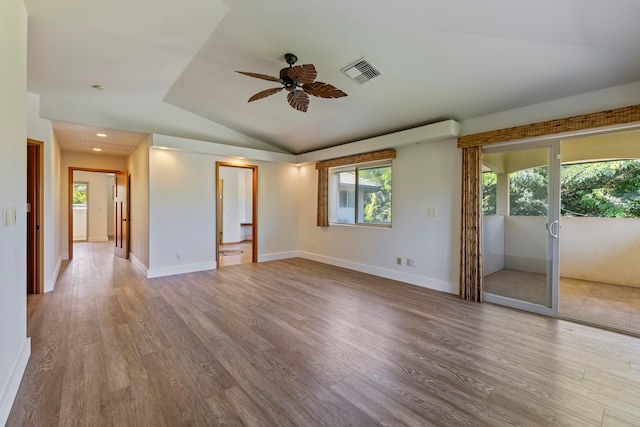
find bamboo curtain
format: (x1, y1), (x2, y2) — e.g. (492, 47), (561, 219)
(459, 145), (483, 302)
(317, 168), (329, 227)
(316, 149), (396, 227)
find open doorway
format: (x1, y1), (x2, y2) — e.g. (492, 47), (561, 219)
(68, 167), (128, 260)
(216, 162), (257, 267)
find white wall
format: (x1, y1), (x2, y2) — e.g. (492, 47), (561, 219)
(483, 215), (505, 276)
(560, 217), (640, 287)
(60, 152), (127, 258)
(72, 207), (87, 240)
(128, 136), (150, 270)
(27, 93), (63, 292)
(298, 139), (461, 294)
(73, 171), (109, 242)
(0, 0), (29, 423)
(148, 146), (299, 278)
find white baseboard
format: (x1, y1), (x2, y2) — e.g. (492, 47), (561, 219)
(258, 251), (299, 263)
(44, 255), (63, 293)
(146, 261), (216, 279)
(0, 338), (31, 426)
(299, 251), (458, 295)
(88, 236), (108, 242)
(130, 254), (148, 277)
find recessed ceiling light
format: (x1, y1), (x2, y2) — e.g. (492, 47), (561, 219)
(92, 148), (102, 152)
(237, 157), (245, 160)
(96, 133), (107, 137)
(91, 84), (104, 90)
(158, 146), (169, 150)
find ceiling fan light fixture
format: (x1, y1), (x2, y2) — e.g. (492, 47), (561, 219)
(341, 57), (382, 84)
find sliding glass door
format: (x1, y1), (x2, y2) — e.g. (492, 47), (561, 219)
(482, 142), (560, 315)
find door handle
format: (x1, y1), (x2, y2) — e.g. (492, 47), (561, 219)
(549, 220), (559, 238)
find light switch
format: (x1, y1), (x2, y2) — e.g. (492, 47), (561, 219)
(12, 207), (17, 225)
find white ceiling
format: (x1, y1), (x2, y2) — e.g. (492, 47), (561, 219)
(25, 0), (640, 155)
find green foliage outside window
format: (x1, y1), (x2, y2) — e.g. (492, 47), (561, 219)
(73, 183), (87, 205)
(359, 165), (392, 224)
(482, 172), (497, 215)
(504, 160), (640, 217)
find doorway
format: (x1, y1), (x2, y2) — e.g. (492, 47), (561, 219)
(68, 167), (128, 260)
(216, 162), (257, 267)
(481, 130), (640, 334)
(27, 139), (43, 294)
(481, 142), (561, 316)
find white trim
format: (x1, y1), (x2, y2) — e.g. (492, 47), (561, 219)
(0, 338), (31, 426)
(299, 251), (458, 295)
(258, 251), (299, 263)
(296, 120), (460, 164)
(130, 254), (148, 277)
(146, 261), (216, 279)
(88, 236), (109, 242)
(44, 255), (63, 293)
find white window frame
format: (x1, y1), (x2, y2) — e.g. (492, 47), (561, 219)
(329, 160), (392, 227)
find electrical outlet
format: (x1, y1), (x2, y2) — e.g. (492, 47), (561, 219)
(405, 258), (411, 267)
(4, 208), (10, 227)
(396, 257), (402, 265)
(12, 207), (17, 225)
(427, 208), (438, 217)
(176, 252), (182, 259)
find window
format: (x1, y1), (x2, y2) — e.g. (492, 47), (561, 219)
(482, 171), (497, 215)
(330, 162), (392, 226)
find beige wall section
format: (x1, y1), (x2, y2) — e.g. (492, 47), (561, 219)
(147, 148), (299, 277)
(298, 139), (462, 294)
(127, 136), (150, 269)
(27, 93), (64, 292)
(61, 152), (127, 258)
(560, 217), (640, 288)
(0, 0), (29, 423)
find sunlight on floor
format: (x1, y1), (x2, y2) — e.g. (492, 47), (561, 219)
(485, 269), (640, 332)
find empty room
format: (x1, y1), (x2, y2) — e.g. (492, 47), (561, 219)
(2, 1), (640, 425)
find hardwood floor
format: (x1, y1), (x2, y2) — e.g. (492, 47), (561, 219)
(8, 242), (640, 426)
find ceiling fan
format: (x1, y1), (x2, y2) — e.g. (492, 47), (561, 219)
(236, 53), (347, 112)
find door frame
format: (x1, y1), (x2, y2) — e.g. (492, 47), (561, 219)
(27, 139), (44, 294)
(68, 167), (127, 260)
(481, 140), (561, 317)
(215, 162), (258, 264)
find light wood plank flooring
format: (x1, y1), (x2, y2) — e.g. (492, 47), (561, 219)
(8, 241), (640, 426)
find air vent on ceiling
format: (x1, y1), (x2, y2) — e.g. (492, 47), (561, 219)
(341, 57), (382, 84)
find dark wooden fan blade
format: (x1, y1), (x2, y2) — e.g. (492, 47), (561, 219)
(287, 90), (309, 112)
(248, 87), (284, 102)
(236, 71), (284, 84)
(287, 64), (317, 85)
(302, 81), (348, 99)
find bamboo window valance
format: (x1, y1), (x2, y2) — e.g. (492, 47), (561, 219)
(316, 149), (396, 227)
(458, 104), (640, 148)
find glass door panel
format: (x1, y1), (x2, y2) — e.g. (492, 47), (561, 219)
(482, 144), (560, 313)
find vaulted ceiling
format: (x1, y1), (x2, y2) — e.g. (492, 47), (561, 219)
(25, 0), (640, 155)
